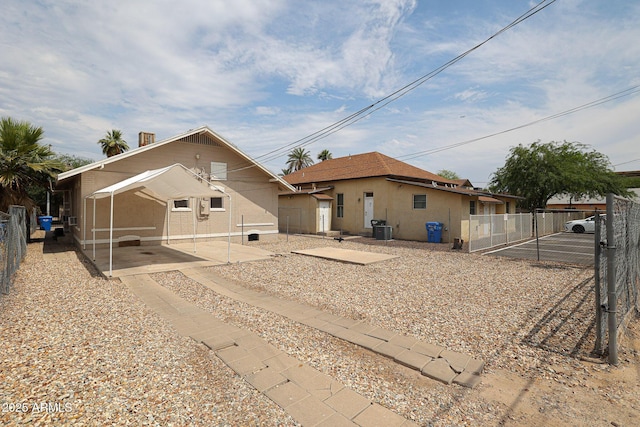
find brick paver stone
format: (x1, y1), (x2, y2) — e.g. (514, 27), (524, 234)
(264, 381), (310, 408)
(353, 403), (413, 427)
(452, 371), (482, 388)
(243, 367), (288, 392)
(421, 358), (457, 384)
(440, 349), (472, 373)
(315, 412), (357, 427)
(394, 350), (433, 371)
(372, 341), (406, 359)
(263, 352), (299, 372)
(410, 341), (444, 358)
(199, 335), (235, 351)
(365, 326), (397, 342)
(324, 388), (372, 420)
(285, 395), (336, 426)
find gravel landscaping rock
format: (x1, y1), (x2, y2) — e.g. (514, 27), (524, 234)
(2, 232), (639, 426)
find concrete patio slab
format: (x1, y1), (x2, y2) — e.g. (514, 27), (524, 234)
(86, 240), (274, 278)
(292, 247), (399, 265)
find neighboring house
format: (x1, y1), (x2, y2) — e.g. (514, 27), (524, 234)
(280, 152), (519, 243)
(545, 194), (606, 212)
(56, 126), (295, 247)
(547, 188), (640, 213)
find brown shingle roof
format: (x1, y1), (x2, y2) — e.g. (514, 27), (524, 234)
(284, 152), (452, 185)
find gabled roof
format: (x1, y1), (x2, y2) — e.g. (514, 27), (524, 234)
(283, 152), (455, 186)
(57, 126), (295, 191)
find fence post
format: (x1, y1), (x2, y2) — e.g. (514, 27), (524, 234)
(594, 212), (603, 354)
(535, 210), (540, 262)
(605, 193), (618, 365)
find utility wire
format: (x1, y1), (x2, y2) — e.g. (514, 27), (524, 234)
(396, 85), (640, 162)
(255, 84), (640, 179)
(229, 0), (557, 172)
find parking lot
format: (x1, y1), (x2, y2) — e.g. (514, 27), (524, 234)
(485, 232), (596, 265)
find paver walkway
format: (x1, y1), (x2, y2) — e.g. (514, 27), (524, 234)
(121, 273), (416, 427)
(180, 267), (483, 388)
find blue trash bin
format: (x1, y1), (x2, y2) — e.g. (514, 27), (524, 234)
(426, 221), (443, 243)
(39, 216), (53, 231)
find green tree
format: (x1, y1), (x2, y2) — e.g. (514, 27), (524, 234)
(55, 153), (95, 171)
(437, 169), (460, 180)
(489, 140), (630, 212)
(286, 147), (314, 172)
(26, 154), (94, 214)
(317, 149), (333, 162)
(0, 117), (64, 211)
(98, 129), (129, 157)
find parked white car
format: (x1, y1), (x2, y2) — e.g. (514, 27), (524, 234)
(564, 215), (600, 233)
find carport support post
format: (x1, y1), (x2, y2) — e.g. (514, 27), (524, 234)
(192, 196), (197, 253)
(606, 193), (618, 365)
(109, 192), (114, 277)
(83, 197), (86, 250)
(92, 197), (96, 261)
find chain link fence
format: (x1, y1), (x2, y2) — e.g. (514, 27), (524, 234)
(1, 206), (29, 295)
(595, 195), (640, 363)
(469, 213), (532, 252)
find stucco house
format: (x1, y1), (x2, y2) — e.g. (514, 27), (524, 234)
(280, 152), (519, 243)
(56, 126), (295, 249)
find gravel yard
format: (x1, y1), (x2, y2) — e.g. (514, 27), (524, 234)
(0, 234), (295, 426)
(2, 233), (639, 426)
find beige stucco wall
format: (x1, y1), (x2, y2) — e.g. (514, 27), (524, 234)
(315, 178), (470, 243)
(64, 139), (281, 246)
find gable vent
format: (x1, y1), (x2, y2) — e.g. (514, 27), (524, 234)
(180, 134), (221, 146)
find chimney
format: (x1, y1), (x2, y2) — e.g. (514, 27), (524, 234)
(138, 131), (155, 147)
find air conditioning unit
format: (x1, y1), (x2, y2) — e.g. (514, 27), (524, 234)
(68, 216), (78, 226)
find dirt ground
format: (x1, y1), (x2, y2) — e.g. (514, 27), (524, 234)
(475, 319), (640, 426)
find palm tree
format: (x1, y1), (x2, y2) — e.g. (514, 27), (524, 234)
(98, 129), (129, 157)
(317, 149), (333, 162)
(286, 147), (314, 172)
(0, 117), (64, 211)
(280, 166), (293, 176)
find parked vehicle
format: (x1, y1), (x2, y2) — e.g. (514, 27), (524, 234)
(564, 215), (601, 233)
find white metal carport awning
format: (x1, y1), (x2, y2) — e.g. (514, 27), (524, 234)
(84, 163), (231, 277)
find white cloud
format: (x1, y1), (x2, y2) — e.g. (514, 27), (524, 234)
(1, 0), (638, 179)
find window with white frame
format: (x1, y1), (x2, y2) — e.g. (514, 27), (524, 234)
(336, 193), (344, 218)
(210, 162), (227, 180)
(172, 199), (191, 211)
(413, 194), (427, 209)
(210, 196), (224, 211)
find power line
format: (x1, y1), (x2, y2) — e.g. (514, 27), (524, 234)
(257, 85), (640, 179)
(396, 85), (640, 162)
(229, 0), (557, 173)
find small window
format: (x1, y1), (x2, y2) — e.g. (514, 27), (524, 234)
(210, 197), (224, 211)
(506, 202), (510, 214)
(470, 200), (476, 215)
(336, 193), (344, 218)
(211, 162), (227, 180)
(173, 199), (190, 211)
(413, 194), (427, 210)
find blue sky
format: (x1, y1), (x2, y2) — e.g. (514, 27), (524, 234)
(2, 0), (639, 185)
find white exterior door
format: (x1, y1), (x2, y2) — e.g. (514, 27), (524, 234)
(318, 201), (330, 233)
(364, 193), (374, 229)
